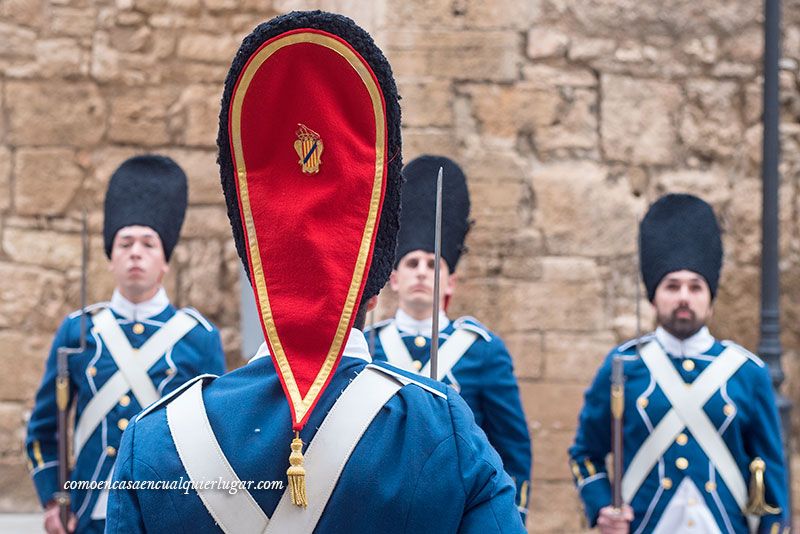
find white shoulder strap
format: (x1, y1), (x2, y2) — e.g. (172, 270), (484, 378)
(74, 310), (198, 459)
(420, 328), (478, 378)
(265, 365), (402, 533)
(378, 322), (415, 371)
(168, 380), (269, 533)
(622, 342), (748, 508)
(167, 364), (403, 534)
(93, 309), (160, 406)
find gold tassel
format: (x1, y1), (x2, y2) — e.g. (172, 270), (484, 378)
(745, 457), (781, 516)
(287, 431), (308, 507)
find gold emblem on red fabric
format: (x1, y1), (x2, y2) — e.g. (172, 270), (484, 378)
(294, 124), (324, 174)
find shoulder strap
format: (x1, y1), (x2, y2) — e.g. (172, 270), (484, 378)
(622, 342), (748, 507)
(74, 310), (199, 459)
(420, 328), (478, 378)
(377, 322), (415, 371)
(168, 364), (403, 534)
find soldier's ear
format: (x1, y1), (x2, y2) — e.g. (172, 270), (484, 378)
(388, 270), (399, 292)
(446, 272), (457, 297)
(366, 296), (379, 312)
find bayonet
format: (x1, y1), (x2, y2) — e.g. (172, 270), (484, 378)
(430, 167), (443, 380)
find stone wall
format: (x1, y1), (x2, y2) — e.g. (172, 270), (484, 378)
(1, 0), (799, 530)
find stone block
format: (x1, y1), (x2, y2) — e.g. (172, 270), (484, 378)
(173, 85), (220, 147)
(495, 278), (606, 332)
(521, 382), (585, 431)
(0, 263), (66, 332)
(385, 30), (521, 82)
(181, 205), (230, 239)
(532, 429), (575, 481)
(0, 147), (10, 212)
(0, 331), (51, 402)
(109, 87), (178, 146)
(47, 6), (97, 38)
(680, 80), (744, 160)
(174, 239), (224, 316)
(3, 228), (82, 271)
(12, 38), (88, 79)
(568, 37), (616, 61)
(531, 161), (644, 257)
(653, 168), (730, 206)
(600, 75), (681, 165)
(458, 0), (541, 30)
(14, 148), (85, 216)
(0, 0), (44, 29)
(503, 331), (544, 380)
(177, 32), (239, 63)
(465, 82), (560, 139)
(396, 79), (453, 128)
(0, 22), (36, 58)
(0, 403), (26, 456)
(527, 28), (569, 59)
(7, 81), (106, 146)
(543, 331), (615, 383)
(402, 128), (461, 161)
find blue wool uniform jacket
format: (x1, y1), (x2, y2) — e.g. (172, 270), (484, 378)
(569, 327), (789, 534)
(25, 292), (225, 534)
(367, 314), (532, 516)
(105, 331), (525, 533)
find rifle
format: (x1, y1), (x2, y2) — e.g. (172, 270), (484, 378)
(55, 210), (89, 530)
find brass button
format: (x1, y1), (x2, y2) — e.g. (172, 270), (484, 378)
(687, 519), (695, 527)
(132, 323), (145, 334)
(88, 366), (97, 377)
(106, 446), (117, 457)
(637, 397), (648, 408)
(119, 395), (130, 407)
(676, 457), (689, 470)
(682, 359), (695, 371)
(661, 477), (672, 489)
(676, 433), (688, 445)
(705, 481), (717, 493)
(723, 404), (736, 416)
(414, 336), (426, 348)
(165, 368), (175, 376)
(687, 497), (697, 506)
(117, 418), (129, 431)
(412, 360), (422, 371)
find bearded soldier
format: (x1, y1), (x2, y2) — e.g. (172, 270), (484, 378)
(25, 155), (226, 534)
(569, 194), (789, 534)
(368, 155), (532, 519)
(105, 11), (524, 533)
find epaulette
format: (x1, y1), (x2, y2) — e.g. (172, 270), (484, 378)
(452, 316), (492, 342)
(136, 374), (218, 421)
(369, 361), (447, 399)
(720, 340), (765, 367)
(180, 307), (213, 332)
(68, 302), (110, 319)
(616, 332), (656, 353)
(364, 318), (393, 333)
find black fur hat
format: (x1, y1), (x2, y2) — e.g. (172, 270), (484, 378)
(395, 155), (471, 272)
(640, 193), (723, 300)
(103, 155), (188, 261)
(217, 11), (402, 304)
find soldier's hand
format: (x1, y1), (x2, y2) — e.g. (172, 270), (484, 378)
(43, 501), (77, 534)
(596, 505), (633, 534)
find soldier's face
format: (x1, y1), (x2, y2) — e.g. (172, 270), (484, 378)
(389, 250), (455, 319)
(652, 270), (713, 340)
(109, 226), (169, 303)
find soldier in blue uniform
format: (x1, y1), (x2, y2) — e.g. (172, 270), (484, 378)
(26, 155), (226, 534)
(367, 155), (532, 518)
(569, 194), (790, 534)
(105, 11), (524, 533)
